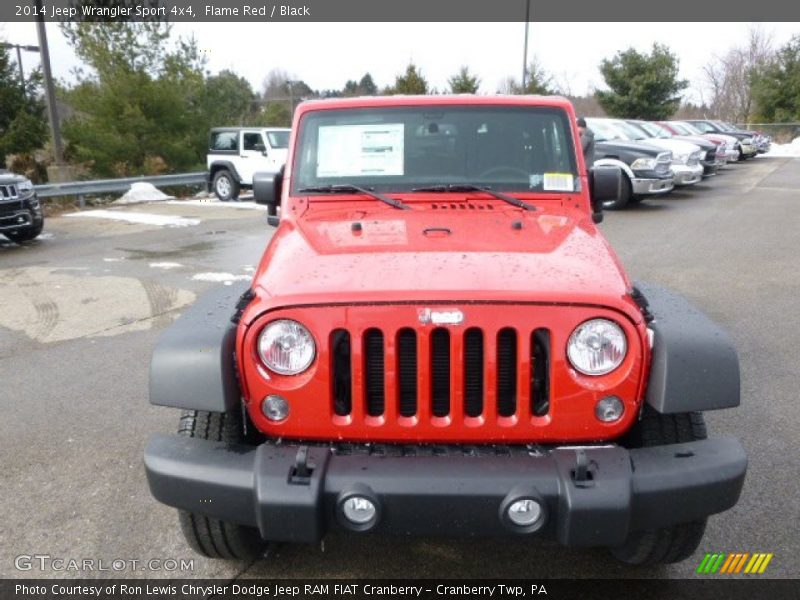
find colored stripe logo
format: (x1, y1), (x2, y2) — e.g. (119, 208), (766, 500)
(697, 552), (774, 574)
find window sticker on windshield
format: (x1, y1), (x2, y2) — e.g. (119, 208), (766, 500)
(529, 174), (543, 188)
(543, 172), (574, 192)
(317, 124), (404, 177)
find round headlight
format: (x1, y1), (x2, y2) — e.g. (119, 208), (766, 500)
(258, 319), (315, 375)
(567, 319), (627, 376)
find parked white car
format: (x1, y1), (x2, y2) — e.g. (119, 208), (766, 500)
(596, 119), (704, 186)
(206, 127), (290, 201)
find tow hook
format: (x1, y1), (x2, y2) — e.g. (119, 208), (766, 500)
(571, 449), (596, 488)
(289, 445), (313, 485)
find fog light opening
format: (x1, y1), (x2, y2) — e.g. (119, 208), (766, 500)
(595, 396), (624, 423)
(342, 496), (377, 525)
(507, 498), (544, 529)
(261, 395), (289, 422)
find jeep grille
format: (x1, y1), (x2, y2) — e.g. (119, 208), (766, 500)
(331, 325), (551, 423)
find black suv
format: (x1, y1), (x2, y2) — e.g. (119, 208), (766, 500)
(0, 170), (44, 243)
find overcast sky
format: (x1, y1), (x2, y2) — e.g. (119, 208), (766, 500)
(3, 21), (799, 102)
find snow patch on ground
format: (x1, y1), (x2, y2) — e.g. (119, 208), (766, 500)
(150, 262), (183, 270)
(764, 137), (800, 158)
(165, 198), (267, 211)
(192, 272), (252, 284)
(65, 210), (200, 228)
(103, 257), (125, 262)
(113, 182), (174, 205)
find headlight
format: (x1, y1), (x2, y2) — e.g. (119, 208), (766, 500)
(257, 319), (315, 375)
(742, 137), (753, 145)
(630, 157), (656, 170)
(17, 179), (34, 192)
(567, 319), (627, 376)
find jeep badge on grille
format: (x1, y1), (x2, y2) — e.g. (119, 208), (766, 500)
(418, 308), (465, 326)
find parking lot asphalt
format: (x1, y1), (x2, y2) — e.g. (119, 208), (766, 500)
(1, 158), (798, 580)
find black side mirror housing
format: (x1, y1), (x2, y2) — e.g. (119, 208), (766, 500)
(589, 166), (622, 223)
(253, 168), (283, 207)
(254, 143), (267, 155)
(253, 167), (284, 226)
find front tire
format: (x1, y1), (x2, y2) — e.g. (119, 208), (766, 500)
(212, 170), (240, 202)
(610, 408), (708, 565)
(176, 410), (266, 560)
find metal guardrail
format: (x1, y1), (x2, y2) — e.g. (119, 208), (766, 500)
(34, 172), (207, 205)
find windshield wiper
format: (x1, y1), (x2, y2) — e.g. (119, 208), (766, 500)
(411, 184), (536, 211)
(296, 184), (410, 210)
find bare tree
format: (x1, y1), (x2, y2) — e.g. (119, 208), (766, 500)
(703, 26), (774, 124)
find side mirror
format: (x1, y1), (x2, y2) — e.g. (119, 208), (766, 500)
(253, 167), (284, 226)
(589, 166), (622, 223)
(253, 167), (283, 207)
(254, 142), (267, 156)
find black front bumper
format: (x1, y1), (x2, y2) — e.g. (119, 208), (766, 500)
(145, 434), (746, 547)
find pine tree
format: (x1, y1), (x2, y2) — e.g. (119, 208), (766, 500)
(596, 44), (688, 120)
(0, 43), (48, 166)
(448, 66), (480, 94)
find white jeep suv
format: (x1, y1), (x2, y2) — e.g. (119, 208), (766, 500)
(206, 127), (290, 201)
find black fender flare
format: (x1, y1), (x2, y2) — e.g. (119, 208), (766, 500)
(636, 282), (740, 414)
(208, 161), (243, 186)
(149, 282), (252, 412)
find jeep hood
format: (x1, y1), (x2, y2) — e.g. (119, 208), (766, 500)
(251, 205), (634, 313)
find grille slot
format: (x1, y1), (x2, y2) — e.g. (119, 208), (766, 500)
(430, 328), (451, 417)
(1, 185), (18, 200)
(496, 328), (517, 417)
(531, 329), (551, 416)
(397, 328), (418, 417)
(463, 328), (484, 417)
(363, 329), (385, 416)
(331, 329), (352, 416)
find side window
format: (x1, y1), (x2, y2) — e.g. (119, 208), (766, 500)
(243, 133), (264, 152)
(210, 131), (238, 151)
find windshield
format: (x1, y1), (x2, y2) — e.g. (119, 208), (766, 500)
(678, 122), (703, 135)
(670, 122), (691, 135)
(690, 121), (716, 133)
(641, 122), (671, 138)
(266, 131), (290, 149)
(584, 119), (623, 142)
(292, 105), (579, 194)
(615, 121), (649, 140)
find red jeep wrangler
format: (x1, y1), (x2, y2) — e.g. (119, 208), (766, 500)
(145, 96), (746, 566)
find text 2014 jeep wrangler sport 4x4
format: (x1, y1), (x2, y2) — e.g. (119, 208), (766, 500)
(145, 96), (746, 566)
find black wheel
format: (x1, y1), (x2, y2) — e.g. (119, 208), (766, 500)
(212, 170), (240, 202)
(177, 409), (266, 560)
(602, 174), (631, 210)
(5, 221), (43, 243)
(611, 407), (708, 565)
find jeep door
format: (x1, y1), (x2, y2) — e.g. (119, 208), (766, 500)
(238, 131), (275, 185)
